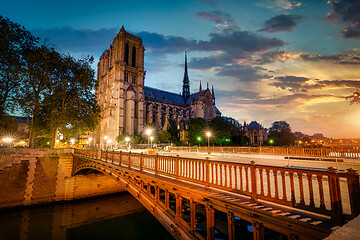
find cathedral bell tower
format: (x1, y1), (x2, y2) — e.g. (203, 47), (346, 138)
(95, 26), (145, 146)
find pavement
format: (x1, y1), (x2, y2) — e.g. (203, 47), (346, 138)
(324, 215), (360, 240)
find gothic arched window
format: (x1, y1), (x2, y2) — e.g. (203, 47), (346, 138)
(124, 43), (129, 65)
(132, 46), (136, 67)
(124, 71), (129, 82)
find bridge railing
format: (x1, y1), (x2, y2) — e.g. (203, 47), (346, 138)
(167, 146), (360, 159)
(74, 149), (360, 224)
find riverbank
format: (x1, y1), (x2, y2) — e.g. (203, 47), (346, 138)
(0, 149), (125, 210)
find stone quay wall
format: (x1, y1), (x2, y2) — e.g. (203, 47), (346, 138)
(0, 148), (125, 210)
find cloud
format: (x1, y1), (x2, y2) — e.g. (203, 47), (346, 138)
(215, 65), (269, 82)
(300, 52), (360, 64)
(270, 75), (360, 93)
(215, 89), (261, 100)
(196, 10), (237, 29)
(189, 52), (234, 69)
(33, 26), (118, 54)
(271, 75), (310, 92)
(251, 93), (338, 105)
(326, 0), (360, 39)
(251, 50), (301, 64)
(137, 31), (196, 54)
(196, 30), (285, 54)
(33, 26), (197, 57)
(255, 0), (302, 10)
(258, 14), (304, 33)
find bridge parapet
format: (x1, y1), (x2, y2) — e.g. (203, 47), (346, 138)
(74, 149), (360, 226)
(168, 146), (360, 159)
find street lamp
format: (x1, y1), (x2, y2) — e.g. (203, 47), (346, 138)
(107, 139), (112, 150)
(88, 137), (92, 149)
(125, 137), (130, 150)
(104, 136), (108, 149)
(206, 131), (211, 154)
(70, 139), (75, 145)
(197, 136), (202, 147)
(150, 136), (154, 149)
(146, 129), (152, 149)
(2, 137), (13, 147)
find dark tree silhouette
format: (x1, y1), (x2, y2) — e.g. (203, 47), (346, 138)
(268, 121), (296, 146)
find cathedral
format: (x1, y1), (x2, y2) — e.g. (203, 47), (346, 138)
(94, 27), (220, 146)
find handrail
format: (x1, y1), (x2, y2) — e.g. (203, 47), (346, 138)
(73, 149), (360, 224)
(167, 146), (360, 159)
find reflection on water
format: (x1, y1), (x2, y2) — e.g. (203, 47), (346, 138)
(0, 193), (174, 240)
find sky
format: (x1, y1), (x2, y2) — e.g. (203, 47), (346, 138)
(1, 0), (360, 138)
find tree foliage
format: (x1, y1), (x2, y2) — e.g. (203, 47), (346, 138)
(37, 54), (100, 147)
(0, 15), (38, 129)
(0, 16), (101, 148)
(158, 130), (171, 143)
(186, 116), (248, 146)
(347, 90), (360, 104)
(268, 121), (296, 146)
(187, 117), (207, 145)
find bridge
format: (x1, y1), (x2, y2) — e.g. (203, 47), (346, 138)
(73, 149), (360, 240)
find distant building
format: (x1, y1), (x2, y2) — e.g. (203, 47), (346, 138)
(94, 26), (220, 146)
(243, 121), (268, 145)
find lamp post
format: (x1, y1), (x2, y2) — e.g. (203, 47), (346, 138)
(146, 129), (152, 149)
(107, 139), (112, 150)
(104, 136), (108, 149)
(88, 137), (92, 149)
(150, 136), (154, 149)
(70, 139), (75, 148)
(206, 131), (211, 154)
(197, 137), (201, 147)
(125, 137), (130, 150)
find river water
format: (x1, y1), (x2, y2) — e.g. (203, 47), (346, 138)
(0, 193), (174, 240)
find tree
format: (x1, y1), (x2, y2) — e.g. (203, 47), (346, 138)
(268, 121), (296, 146)
(37, 54), (101, 148)
(18, 44), (59, 147)
(347, 90), (360, 104)
(210, 117), (232, 146)
(0, 15), (38, 129)
(158, 130), (171, 143)
(187, 118), (207, 145)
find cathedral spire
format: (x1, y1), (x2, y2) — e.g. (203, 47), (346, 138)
(199, 81), (202, 92)
(182, 51), (190, 100)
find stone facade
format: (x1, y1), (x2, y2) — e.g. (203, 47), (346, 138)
(0, 149), (125, 209)
(243, 121), (268, 145)
(95, 27), (220, 145)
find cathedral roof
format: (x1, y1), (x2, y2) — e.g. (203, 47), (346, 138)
(248, 121), (263, 130)
(144, 87), (186, 105)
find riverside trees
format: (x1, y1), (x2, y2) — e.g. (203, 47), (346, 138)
(0, 16), (100, 148)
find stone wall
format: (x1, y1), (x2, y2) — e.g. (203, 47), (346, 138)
(0, 149), (125, 210)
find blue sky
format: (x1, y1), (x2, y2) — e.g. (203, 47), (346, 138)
(2, 0), (360, 138)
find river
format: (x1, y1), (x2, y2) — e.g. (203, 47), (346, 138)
(0, 193), (174, 240)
